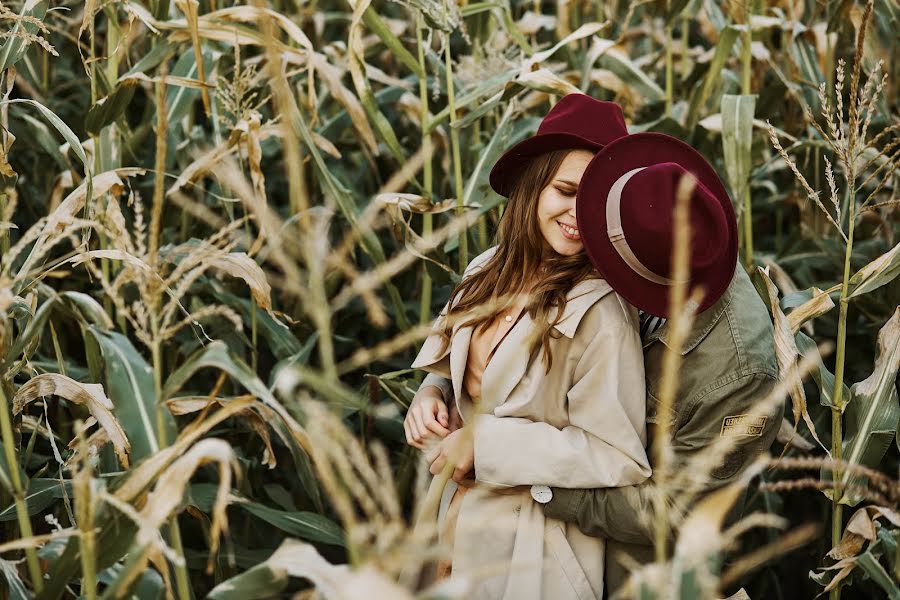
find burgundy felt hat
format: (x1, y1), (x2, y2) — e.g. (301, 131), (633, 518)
(489, 93), (629, 198)
(576, 132), (738, 317)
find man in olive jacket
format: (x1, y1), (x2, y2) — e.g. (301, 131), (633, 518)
(543, 265), (781, 595)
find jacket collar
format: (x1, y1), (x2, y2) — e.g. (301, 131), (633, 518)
(643, 277), (734, 354)
(550, 278), (613, 338)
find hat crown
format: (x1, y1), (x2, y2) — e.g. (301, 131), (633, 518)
(536, 94), (628, 147)
(619, 162), (728, 281)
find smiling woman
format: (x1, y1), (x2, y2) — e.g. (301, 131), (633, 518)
(405, 94), (650, 599)
(536, 149), (594, 254)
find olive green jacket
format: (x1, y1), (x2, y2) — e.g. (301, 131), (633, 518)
(543, 265), (781, 596)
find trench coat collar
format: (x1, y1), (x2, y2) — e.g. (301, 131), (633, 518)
(642, 272), (735, 354)
(413, 276), (614, 412)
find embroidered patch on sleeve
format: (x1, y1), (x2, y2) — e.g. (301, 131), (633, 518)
(720, 414), (767, 437)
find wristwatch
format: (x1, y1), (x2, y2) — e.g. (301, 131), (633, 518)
(530, 484), (553, 504)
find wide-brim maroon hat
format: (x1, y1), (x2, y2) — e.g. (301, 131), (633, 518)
(489, 94), (629, 198)
(576, 132), (738, 317)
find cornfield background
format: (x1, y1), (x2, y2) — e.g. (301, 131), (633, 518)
(0, 0), (897, 597)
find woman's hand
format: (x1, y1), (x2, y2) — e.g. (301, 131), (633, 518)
(404, 385), (451, 449)
(427, 429), (475, 483)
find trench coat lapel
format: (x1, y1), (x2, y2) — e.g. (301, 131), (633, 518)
(449, 323), (474, 404)
(477, 312), (537, 414)
(478, 278), (615, 415)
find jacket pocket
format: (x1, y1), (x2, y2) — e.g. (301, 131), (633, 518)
(545, 524), (598, 600)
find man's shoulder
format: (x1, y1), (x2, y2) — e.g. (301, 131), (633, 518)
(657, 268), (778, 399)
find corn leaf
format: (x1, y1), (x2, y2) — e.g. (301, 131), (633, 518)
(591, 38), (665, 103)
(720, 94), (756, 211)
(837, 308), (900, 505)
(0, 0), (50, 72)
(0, 478), (71, 522)
(847, 242), (900, 298)
(162, 340), (322, 509)
(856, 550), (900, 600)
(209, 539), (413, 599)
(0, 557), (31, 600)
(85, 327), (170, 462)
(758, 267), (827, 451)
(5, 99), (90, 177)
(84, 79), (139, 136)
(685, 25), (739, 131)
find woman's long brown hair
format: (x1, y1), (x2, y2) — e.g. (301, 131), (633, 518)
(435, 149), (599, 373)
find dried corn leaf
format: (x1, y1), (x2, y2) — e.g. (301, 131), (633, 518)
(115, 397), (256, 503)
(757, 266), (826, 452)
(309, 53), (377, 155)
(786, 288), (835, 334)
(209, 253), (272, 311)
(47, 168), (144, 232)
(69, 249), (153, 272)
(14, 373), (130, 467)
(776, 417), (815, 451)
(140, 438), (238, 557)
(846, 507), (877, 540)
(515, 67), (581, 96)
(675, 460), (766, 560)
(374, 193), (458, 214)
(120, 71), (214, 90)
(175, 0), (210, 115)
(166, 395), (277, 468)
(516, 11), (556, 35)
(274, 539), (413, 598)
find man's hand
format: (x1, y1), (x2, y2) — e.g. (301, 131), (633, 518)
(404, 385), (451, 449)
(427, 428), (475, 483)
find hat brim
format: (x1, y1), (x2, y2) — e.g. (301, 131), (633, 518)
(576, 132), (738, 317)
(490, 132), (605, 197)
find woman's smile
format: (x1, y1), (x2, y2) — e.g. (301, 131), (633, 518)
(557, 220), (580, 240)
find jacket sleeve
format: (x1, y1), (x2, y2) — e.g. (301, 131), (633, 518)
(472, 299), (651, 489)
(543, 372), (780, 544)
(417, 372), (453, 403)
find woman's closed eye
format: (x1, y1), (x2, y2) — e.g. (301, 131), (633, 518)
(556, 187), (576, 197)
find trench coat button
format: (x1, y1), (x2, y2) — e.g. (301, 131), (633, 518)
(504, 315), (512, 322)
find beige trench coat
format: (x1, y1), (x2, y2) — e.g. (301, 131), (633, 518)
(411, 246), (651, 599)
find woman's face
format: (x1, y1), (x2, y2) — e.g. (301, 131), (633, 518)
(536, 149), (594, 257)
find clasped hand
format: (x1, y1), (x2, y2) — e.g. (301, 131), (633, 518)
(404, 385), (474, 483)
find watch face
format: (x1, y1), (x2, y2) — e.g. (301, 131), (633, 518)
(531, 484), (552, 504)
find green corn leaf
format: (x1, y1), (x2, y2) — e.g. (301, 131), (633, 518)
(795, 332), (851, 410)
(120, 39), (173, 80)
(206, 559), (289, 600)
(5, 99), (90, 176)
(361, 8), (423, 78)
(0, 0), (50, 72)
(0, 478), (71, 522)
(720, 94), (756, 210)
(685, 25), (739, 131)
(856, 551), (900, 600)
(241, 501), (343, 546)
(0, 557), (31, 600)
(848, 242), (900, 298)
(86, 327), (169, 462)
(166, 46), (218, 126)
(836, 308), (900, 505)
(85, 79), (139, 137)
